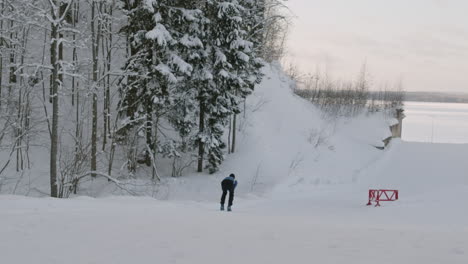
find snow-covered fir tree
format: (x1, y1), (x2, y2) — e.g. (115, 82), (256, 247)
(197, 0), (265, 173)
(119, 0), (203, 175)
(198, 0), (246, 173)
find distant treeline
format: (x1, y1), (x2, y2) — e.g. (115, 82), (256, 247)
(287, 63), (404, 117)
(401, 92), (468, 103)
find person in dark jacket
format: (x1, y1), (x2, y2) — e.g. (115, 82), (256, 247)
(220, 173), (237, 211)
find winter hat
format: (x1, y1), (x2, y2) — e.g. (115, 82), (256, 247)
(229, 173), (235, 178)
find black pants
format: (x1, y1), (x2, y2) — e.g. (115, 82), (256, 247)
(220, 181), (234, 206)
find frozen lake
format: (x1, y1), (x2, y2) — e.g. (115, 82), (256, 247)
(402, 101), (468, 143)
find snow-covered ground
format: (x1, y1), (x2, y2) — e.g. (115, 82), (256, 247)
(2, 141), (467, 264)
(1, 65), (467, 263)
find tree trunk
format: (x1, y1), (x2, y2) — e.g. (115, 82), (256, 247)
(101, 4), (107, 150)
(71, 1), (78, 106)
(91, 1), (99, 177)
(49, 0), (59, 197)
(17, 29), (28, 171)
(106, 5), (112, 139)
(151, 114), (159, 180)
(9, 20), (16, 88)
(227, 115), (231, 154)
(231, 114), (237, 153)
(145, 102), (152, 166)
(102, 3), (113, 150)
(16, 86), (22, 172)
(243, 100), (246, 118)
(197, 102), (205, 172)
(71, 2), (81, 161)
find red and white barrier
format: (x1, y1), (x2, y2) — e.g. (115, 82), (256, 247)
(367, 189), (399, 206)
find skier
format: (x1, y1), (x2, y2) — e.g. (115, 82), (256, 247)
(220, 174), (237, 211)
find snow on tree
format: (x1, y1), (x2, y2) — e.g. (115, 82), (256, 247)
(119, 0), (204, 177)
(197, 0), (263, 173)
(118, 0), (267, 174)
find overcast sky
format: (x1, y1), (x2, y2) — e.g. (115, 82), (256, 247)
(285, 0), (468, 92)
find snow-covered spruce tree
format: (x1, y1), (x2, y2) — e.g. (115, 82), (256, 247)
(197, 0), (264, 173)
(165, 1), (206, 176)
(119, 0), (200, 177)
(195, 0), (239, 173)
